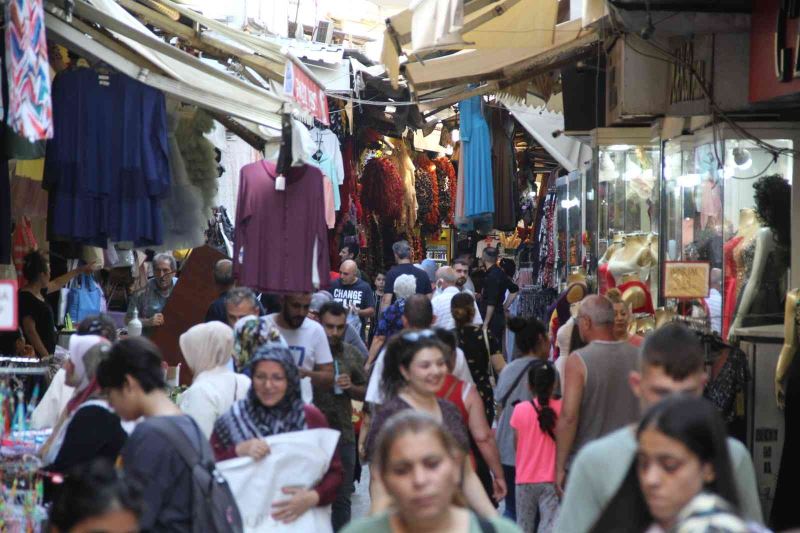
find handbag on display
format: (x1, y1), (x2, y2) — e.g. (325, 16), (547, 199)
(66, 273), (102, 323)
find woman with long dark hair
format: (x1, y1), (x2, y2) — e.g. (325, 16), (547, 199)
(590, 396), (752, 533)
(365, 332), (496, 517)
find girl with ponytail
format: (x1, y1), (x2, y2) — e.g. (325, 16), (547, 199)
(509, 362), (561, 532)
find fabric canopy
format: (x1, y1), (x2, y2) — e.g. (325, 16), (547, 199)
(45, 0), (286, 136)
(500, 95), (591, 172)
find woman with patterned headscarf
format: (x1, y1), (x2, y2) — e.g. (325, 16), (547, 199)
(211, 344), (343, 524)
(233, 315), (286, 372)
(178, 321), (251, 438)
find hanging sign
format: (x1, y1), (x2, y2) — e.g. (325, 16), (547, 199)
(0, 280), (18, 331)
(283, 61), (329, 125)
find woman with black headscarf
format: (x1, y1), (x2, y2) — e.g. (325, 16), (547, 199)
(210, 343), (343, 525)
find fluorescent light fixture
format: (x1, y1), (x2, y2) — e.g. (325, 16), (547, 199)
(606, 144), (632, 152)
(560, 197), (580, 209)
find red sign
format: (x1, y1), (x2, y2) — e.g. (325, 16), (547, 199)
(283, 61), (329, 125)
(0, 280), (18, 331)
(750, 0), (800, 102)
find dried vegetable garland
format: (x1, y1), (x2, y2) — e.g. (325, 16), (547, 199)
(414, 154), (439, 229)
(360, 157), (404, 221)
(434, 157), (457, 226)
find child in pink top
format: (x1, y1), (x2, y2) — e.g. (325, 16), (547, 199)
(510, 361), (561, 533)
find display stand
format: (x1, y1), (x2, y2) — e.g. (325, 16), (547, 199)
(735, 323), (785, 518)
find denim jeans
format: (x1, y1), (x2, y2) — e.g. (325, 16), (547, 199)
(503, 464), (517, 520)
(332, 441), (356, 531)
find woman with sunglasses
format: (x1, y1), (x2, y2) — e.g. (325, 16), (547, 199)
(590, 395), (765, 533)
(364, 330), (497, 517)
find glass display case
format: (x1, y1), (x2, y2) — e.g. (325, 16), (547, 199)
(594, 129), (661, 306)
(555, 170), (584, 282)
(661, 123), (796, 337)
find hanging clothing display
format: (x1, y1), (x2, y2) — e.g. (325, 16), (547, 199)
(44, 68), (171, 247)
(233, 161), (330, 294)
(395, 141), (417, 232)
(309, 127), (345, 185)
(537, 192), (557, 288)
(10, 160), (47, 219)
(4, 0), (53, 142)
(0, 160), (9, 264)
(309, 152), (341, 211)
(174, 108), (219, 214)
(486, 106), (516, 230)
(157, 101), (206, 251)
(459, 95), (494, 218)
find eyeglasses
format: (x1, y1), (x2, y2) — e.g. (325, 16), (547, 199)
(400, 329), (437, 342)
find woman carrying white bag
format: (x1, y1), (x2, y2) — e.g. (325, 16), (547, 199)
(211, 343), (343, 532)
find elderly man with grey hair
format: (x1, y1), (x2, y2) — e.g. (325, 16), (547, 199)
(555, 294), (641, 494)
(381, 240), (433, 312)
(431, 266), (483, 330)
(126, 253), (177, 336)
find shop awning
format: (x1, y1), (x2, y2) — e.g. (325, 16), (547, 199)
(501, 95), (591, 172)
(45, 0), (287, 137)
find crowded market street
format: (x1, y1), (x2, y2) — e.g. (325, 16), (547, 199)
(1, 0), (799, 532)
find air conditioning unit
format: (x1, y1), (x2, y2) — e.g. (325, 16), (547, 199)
(314, 20), (334, 44)
(605, 35), (670, 125)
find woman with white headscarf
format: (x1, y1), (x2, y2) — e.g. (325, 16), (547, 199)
(178, 321), (251, 438)
(41, 334), (127, 485)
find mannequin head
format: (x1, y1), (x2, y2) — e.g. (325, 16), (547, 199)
(754, 175), (791, 249)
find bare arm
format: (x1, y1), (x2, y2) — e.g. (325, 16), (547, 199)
(380, 292), (393, 311)
(465, 386), (506, 500)
(357, 306), (375, 319)
(776, 290), (799, 408)
(367, 336), (385, 370)
(555, 353), (586, 491)
(22, 316), (49, 358)
(46, 264), (95, 295)
(462, 459), (499, 517)
(484, 305), (495, 328)
(302, 362), (334, 387)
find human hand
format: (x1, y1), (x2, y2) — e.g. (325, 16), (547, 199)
(80, 262), (99, 274)
(271, 487), (319, 523)
(492, 475), (507, 501)
(151, 313), (165, 327)
(336, 373), (352, 390)
(555, 469), (566, 499)
(235, 438), (270, 460)
(298, 367), (310, 378)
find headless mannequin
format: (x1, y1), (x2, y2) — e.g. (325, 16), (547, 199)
(771, 289), (800, 529)
(608, 233), (657, 284)
(736, 208), (760, 240)
(776, 289), (799, 408)
(598, 233), (625, 265)
(728, 226), (783, 339)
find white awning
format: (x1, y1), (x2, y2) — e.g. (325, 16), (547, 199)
(46, 0), (287, 136)
(500, 95), (591, 172)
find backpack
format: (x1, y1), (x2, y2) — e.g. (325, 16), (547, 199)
(148, 417), (244, 533)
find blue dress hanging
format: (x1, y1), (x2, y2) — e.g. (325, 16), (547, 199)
(459, 95), (494, 218)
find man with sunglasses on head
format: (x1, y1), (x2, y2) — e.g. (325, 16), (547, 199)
(364, 295), (473, 406)
(125, 253), (176, 337)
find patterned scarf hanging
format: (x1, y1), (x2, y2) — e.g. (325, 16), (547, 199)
(5, 0), (53, 142)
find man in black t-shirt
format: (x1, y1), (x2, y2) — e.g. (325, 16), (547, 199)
(381, 240), (432, 311)
(329, 260), (375, 338)
(480, 247), (519, 342)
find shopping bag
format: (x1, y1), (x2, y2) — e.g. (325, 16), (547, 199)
(216, 428), (340, 533)
(66, 274), (102, 323)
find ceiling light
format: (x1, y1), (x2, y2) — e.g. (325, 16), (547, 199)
(607, 144), (632, 152)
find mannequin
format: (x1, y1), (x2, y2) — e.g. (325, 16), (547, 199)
(654, 308), (676, 329)
(568, 267), (587, 285)
(771, 289), (800, 529)
(607, 233), (657, 284)
(547, 281), (588, 359)
(597, 233), (624, 294)
(619, 272), (655, 315)
(729, 176), (791, 339)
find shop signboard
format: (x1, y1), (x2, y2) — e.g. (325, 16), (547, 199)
(662, 261), (710, 300)
(283, 60), (329, 125)
(0, 280), (17, 331)
(750, 0), (800, 102)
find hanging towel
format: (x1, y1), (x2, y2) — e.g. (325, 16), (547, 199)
(5, 0), (53, 142)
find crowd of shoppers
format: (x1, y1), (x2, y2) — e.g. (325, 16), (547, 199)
(27, 241), (769, 533)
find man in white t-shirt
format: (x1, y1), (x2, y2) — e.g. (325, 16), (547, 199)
(266, 293), (334, 387)
(365, 295), (473, 405)
(431, 266), (482, 330)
